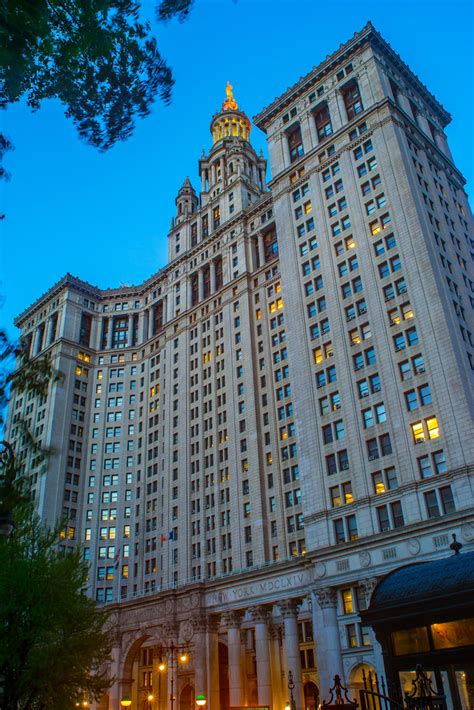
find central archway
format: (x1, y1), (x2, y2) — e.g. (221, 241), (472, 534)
(179, 683), (194, 710)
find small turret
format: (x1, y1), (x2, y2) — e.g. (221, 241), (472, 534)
(175, 176), (198, 224)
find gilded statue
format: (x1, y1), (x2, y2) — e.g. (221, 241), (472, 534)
(222, 81), (238, 111)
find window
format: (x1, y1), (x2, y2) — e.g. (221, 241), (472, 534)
(372, 467), (398, 493)
(411, 417), (440, 444)
(376, 501), (404, 531)
(342, 80), (364, 120)
(314, 102), (333, 141)
(342, 588), (354, 614)
(287, 123), (304, 162)
(424, 486), (455, 518)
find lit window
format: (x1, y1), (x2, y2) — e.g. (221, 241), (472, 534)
(411, 421), (425, 444)
(426, 417), (440, 439)
(342, 589), (354, 614)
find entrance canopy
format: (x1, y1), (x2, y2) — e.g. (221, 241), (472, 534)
(361, 550), (474, 709)
(363, 550), (474, 627)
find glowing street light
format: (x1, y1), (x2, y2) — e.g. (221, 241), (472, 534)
(120, 695), (132, 707)
(196, 694), (207, 707)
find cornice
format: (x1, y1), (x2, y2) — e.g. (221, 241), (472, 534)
(253, 22), (450, 131)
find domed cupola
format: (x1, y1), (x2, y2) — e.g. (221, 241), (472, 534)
(210, 82), (251, 144)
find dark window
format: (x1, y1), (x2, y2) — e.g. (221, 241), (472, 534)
(287, 124), (304, 163)
(314, 102), (333, 141)
(342, 80), (364, 120)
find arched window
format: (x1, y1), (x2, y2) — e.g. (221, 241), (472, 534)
(314, 102), (333, 141)
(287, 123), (304, 163)
(341, 79), (364, 120)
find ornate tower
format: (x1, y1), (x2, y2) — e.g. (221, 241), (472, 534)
(199, 82), (267, 209)
(175, 176), (198, 225)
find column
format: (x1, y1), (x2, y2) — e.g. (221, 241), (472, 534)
(90, 317), (100, 350)
(193, 615), (207, 699)
(126, 316), (133, 348)
(138, 311), (146, 344)
(107, 317), (114, 349)
(46, 315), (55, 346)
(223, 610), (244, 707)
(207, 615), (220, 710)
(327, 91), (344, 132)
(198, 270), (204, 302)
(307, 112), (318, 150)
(435, 131), (453, 160)
(301, 113), (314, 153)
(252, 163), (259, 185)
(244, 628), (254, 706)
(210, 261), (216, 295)
(201, 168), (207, 193)
(360, 578), (385, 678)
(108, 645), (122, 709)
(280, 599), (304, 710)
(313, 588), (344, 698)
(148, 308), (154, 339)
(257, 233), (265, 267)
(281, 133), (290, 167)
(269, 623), (283, 710)
(397, 91), (414, 119)
(250, 605), (272, 707)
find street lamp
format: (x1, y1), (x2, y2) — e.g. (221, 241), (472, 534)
(120, 695), (132, 707)
(195, 695), (207, 707)
(156, 642), (190, 710)
(287, 670), (296, 710)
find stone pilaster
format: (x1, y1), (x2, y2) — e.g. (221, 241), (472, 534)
(222, 610), (244, 707)
(249, 605), (272, 708)
(313, 587), (344, 697)
(207, 615), (220, 710)
(279, 599), (304, 710)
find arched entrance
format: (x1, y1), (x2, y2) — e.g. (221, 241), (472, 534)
(179, 683), (194, 710)
(218, 642), (229, 710)
(304, 681), (319, 709)
(349, 663), (375, 705)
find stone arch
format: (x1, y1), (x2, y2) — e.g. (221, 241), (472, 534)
(121, 632), (152, 680)
(179, 683), (194, 710)
(348, 662), (376, 704)
(304, 681), (319, 709)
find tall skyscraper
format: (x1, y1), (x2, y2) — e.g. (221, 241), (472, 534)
(6, 22), (473, 710)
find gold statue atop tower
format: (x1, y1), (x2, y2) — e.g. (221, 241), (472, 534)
(222, 81), (238, 111)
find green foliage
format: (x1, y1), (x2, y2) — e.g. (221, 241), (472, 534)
(157, 0), (194, 22)
(0, 508), (113, 710)
(0, 0), (194, 177)
(0, 328), (59, 429)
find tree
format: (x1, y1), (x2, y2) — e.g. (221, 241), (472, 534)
(0, 330), (112, 709)
(0, 507), (114, 710)
(0, 0), (194, 178)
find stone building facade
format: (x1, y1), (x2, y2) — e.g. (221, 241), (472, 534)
(6, 22), (474, 710)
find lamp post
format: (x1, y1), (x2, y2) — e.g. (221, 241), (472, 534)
(157, 642), (190, 710)
(195, 694), (207, 708)
(120, 695), (132, 707)
(288, 670), (296, 710)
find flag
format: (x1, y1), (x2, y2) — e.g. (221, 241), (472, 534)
(114, 547), (121, 568)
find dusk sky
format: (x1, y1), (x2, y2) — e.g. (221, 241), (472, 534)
(1, 0), (473, 338)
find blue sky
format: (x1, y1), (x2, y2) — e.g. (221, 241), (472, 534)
(1, 0), (473, 337)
